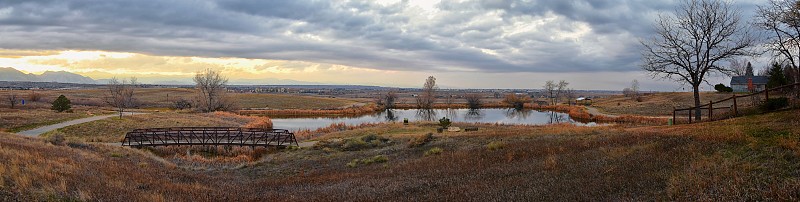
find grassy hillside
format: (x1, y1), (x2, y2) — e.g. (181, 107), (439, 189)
(43, 112), (253, 143)
(2, 109), (799, 200)
(592, 92), (738, 116)
(0, 108), (109, 132)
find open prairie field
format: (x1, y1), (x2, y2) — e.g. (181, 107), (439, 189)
(233, 93), (360, 109)
(42, 112), (253, 143)
(0, 88), (361, 110)
(3, 108), (800, 200)
(591, 92), (738, 116)
(0, 107), (109, 133)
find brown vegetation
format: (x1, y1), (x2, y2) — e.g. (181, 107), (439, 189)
(0, 108), (106, 132)
(43, 112), (252, 143)
(2, 109), (800, 200)
(592, 92), (738, 116)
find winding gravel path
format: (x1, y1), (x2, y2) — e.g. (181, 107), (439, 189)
(17, 112), (147, 137)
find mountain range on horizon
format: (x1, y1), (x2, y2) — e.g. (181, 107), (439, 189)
(0, 67), (97, 84)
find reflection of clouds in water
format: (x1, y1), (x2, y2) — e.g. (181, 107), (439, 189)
(273, 108), (596, 132)
(465, 109), (483, 121)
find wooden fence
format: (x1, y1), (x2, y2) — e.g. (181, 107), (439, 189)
(673, 82), (800, 124)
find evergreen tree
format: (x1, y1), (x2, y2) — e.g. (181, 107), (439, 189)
(766, 62), (789, 88)
(51, 95), (71, 112)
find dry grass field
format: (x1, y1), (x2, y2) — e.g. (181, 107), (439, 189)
(592, 92), (739, 116)
(42, 112), (253, 143)
(0, 107), (109, 132)
(0, 88), (360, 110)
(2, 108), (799, 200)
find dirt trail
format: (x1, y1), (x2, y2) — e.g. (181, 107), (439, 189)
(17, 112), (147, 137)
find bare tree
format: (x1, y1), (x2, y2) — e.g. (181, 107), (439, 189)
(728, 58), (752, 76)
(416, 76), (437, 109)
(623, 88), (634, 97)
(6, 91), (19, 109)
(444, 93), (455, 106)
(641, 0), (757, 121)
(464, 93), (483, 109)
(503, 93), (531, 109)
(555, 80), (569, 104)
(194, 68), (234, 112)
(105, 77), (138, 118)
(376, 90), (398, 109)
(756, 0), (800, 83)
(564, 88), (576, 105)
(543, 80), (556, 105)
(630, 79), (641, 100)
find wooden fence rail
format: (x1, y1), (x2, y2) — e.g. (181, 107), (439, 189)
(121, 127), (299, 148)
(673, 82), (800, 124)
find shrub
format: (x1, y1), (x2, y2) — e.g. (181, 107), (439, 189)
(714, 83), (733, 93)
(47, 134), (66, 145)
(487, 141), (505, 151)
(408, 133), (434, 148)
(424, 147), (443, 156)
(243, 116), (273, 129)
(438, 117), (451, 128)
(320, 134), (390, 151)
(51, 95), (71, 112)
(464, 93), (483, 109)
(760, 97), (789, 111)
(173, 98), (192, 110)
(503, 93), (531, 109)
(341, 138), (369, 151)
(27, 91), (43, 102)
(347, 155), (389, 168)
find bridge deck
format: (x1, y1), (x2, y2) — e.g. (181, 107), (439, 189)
(121, 127), (298, 148)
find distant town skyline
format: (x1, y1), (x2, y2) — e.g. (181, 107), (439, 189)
(0, 0), (770, 90)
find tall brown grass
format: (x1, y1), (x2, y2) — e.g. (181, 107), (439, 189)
(294, 122), (383, 140)
(527, 104), (666, 125)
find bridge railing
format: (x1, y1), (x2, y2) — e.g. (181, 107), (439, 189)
(121, 127), (298, 148)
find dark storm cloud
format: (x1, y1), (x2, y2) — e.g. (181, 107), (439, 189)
(0, 0), (764, 73)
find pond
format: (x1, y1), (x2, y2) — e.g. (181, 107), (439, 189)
(271, 108), (598, 132)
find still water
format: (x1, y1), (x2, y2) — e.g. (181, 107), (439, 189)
(271, 108), (597, 131)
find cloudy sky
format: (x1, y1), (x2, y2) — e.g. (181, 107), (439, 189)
(0, 0), (769, 90)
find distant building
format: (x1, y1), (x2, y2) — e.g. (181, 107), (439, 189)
(730, 61), (768, 92)
(730, 76), (768, 92)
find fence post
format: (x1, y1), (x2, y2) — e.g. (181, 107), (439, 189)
(673, 107), (677, 125)
(708, 100), (713, 121)
(765, 88), (769, 100)
(732, 95), (738, 116)
(688, 108), (692, 123)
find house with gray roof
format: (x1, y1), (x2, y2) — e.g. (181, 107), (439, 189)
(730, 76), (768, 92)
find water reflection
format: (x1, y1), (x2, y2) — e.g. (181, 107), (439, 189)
(415, 109), (437, 121)
(547, 111), (569, 124)
(271, 108), (595, 131)
(445, 109), (459, 120)
(465, 109), (483, 121)
(504, 108), (532, 120)
(383, 109), (398, 122)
